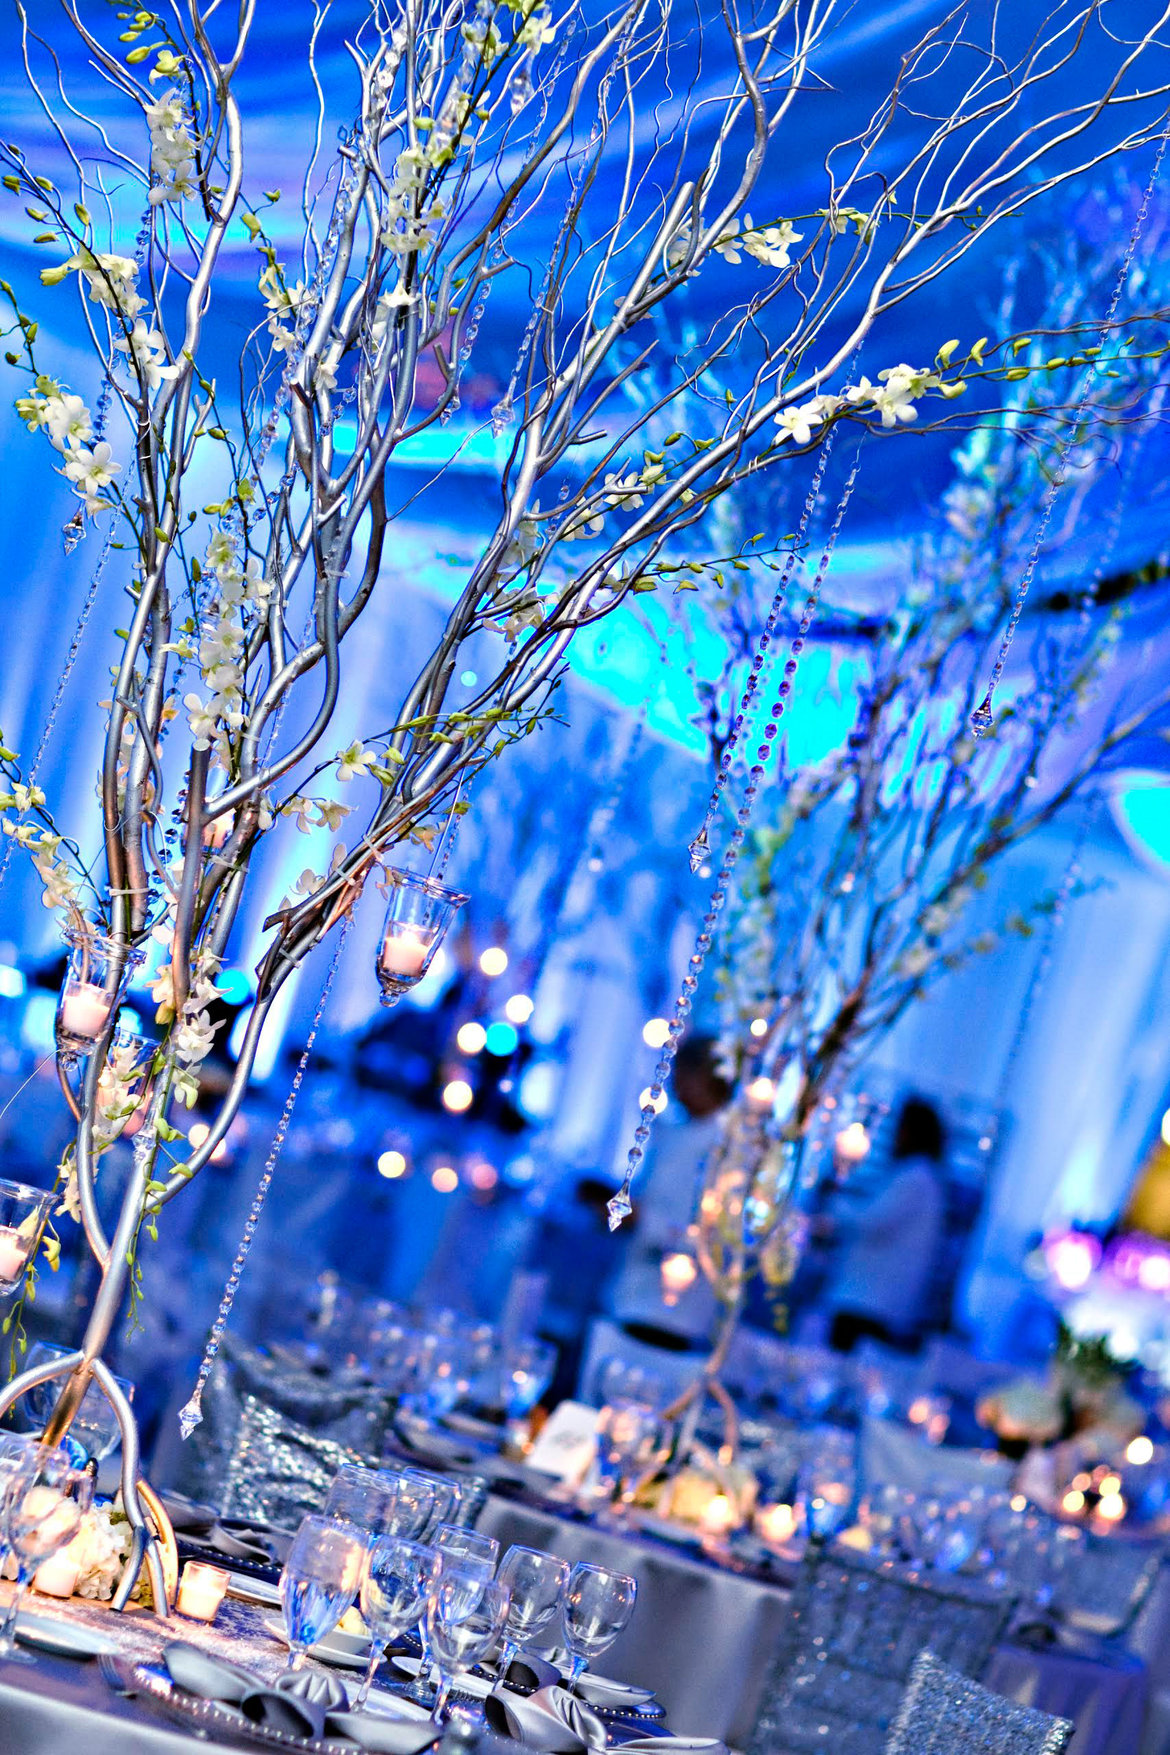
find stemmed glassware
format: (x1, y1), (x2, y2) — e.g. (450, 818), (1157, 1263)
(592, 1400), (663, 1512)
(23, 1343), (133, 1466)
(354, 1536), (439, 1710)
(426, 1572), (510, 1722)
(561, 1561), (637, 1692)
(495, 1340), (557, 1432)
(325, 1465), (404, 1539)
(404, 1525), (498, 1705)
(279, 1514), (366, 1671)
(496, 1545), (568, 1675)
(0, 1445), (93, 1660)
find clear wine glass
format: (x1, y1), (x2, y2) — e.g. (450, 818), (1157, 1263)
(434, 1523), (498, 1578)
(325, 1464), (405, 1540)
(593, 1400), (662, 1509)
(0, 1446), (93, 1660)
(427, 1574), (510, 1722)
(404, 1470), (462, 1540)
(23, 1345), (134, 1466)
(354, 1536), (439, 1710)
(496, 1545), (568, 1675)
(279, 1514), (366, 1671)
(561, 1561), (637, 1691)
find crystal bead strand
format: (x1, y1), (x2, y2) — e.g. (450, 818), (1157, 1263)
(970, 127), (1169, 739)
(177, 918), (352, 1437)
(987, 811), (1091, 1144)
(607, 448), (864, 1228)
(490, 11), (630, 435)
(687, 430), (840, 874)
(0, 523), (116, 897)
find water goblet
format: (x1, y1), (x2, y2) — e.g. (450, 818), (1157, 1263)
(280, 1514), (365, 1670)
(0, 1446), (93, 1659)
(561, 1561), (637, 1691)
(427, 1574), (509, 1722)
(434, 1524), (498, 1579)
(593, 1400), (662, 1510)
(403, 1470), (462, 1540)
(496, 1545), (568, 1675)
(354, 1536), (439, 1710)
(325, 1464), (404, 1540)
(23, 1344), (133, 1465)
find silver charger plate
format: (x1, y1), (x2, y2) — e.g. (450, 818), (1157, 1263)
(126, 1666), (339, 1753)
(15, 1612), (119, 1659)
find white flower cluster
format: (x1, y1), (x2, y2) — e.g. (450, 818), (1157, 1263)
(714, 215), (802, 268)
(559, 460), (667, 544)
(184, 528), (272, 760)
(72, 1505), (134, 1600)
(0, 780), (78, 911)
(15, 374), (121, 516)
(258, 263), (308, 357)
(773, 363), (959, 448)
(145, 86), (197, 204)
(114, 318), (179, 393)
(150, 932), (225, 1106)
(380, 148), (446, 257)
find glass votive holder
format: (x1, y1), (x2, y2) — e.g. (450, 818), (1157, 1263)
(56, 928), (142, 1059)
(176, 1561), (229, 1622)
(375, 870), (469, 1006)
(0, 1180), (54, 1296)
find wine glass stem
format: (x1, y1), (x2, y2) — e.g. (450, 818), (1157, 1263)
(287, 1646), (307, 1672)
(0, 1573), (28, 1658)
(433, 1672), (453, 1722)
(567, 1655), (587, 1694)
(498, 1638), (517, 1677)
(355, 1648), (379, 1710)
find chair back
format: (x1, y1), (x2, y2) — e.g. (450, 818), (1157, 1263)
(883, 1649), (1073, 1754)
(1053, 1529), (1162, 1638)
(747, 1544), (1014, 1755)
(861, 1418), (1013, 1498)
(221, 1393), (375, 1527)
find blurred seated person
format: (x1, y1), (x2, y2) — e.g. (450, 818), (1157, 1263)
(607, 1034), (729, 1350)
(825, 1096), (946, 1354)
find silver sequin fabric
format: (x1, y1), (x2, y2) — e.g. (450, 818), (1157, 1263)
(883, 1650), (1074, 1754)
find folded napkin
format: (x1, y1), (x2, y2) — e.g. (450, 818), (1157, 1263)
(486, 1682), (611, 1750)
(162, 1638), (438, 1752)
(163, 1493), (276, 1564)
(504, 1652), (563, 1695)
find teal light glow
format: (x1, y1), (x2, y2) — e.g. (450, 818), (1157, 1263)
(1112, 772), (1170, 872)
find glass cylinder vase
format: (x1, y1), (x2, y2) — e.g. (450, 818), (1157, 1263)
(56, 928), (142, 1059)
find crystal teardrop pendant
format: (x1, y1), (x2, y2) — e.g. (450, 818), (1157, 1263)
(606, 1187), (633, 1231)
(969, 691), (995, 738)
(687, 827), (710, 874)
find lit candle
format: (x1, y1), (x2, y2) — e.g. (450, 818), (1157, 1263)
(699, 1492), (738, 1536)
(755, 1502), (797, 1547)
(0, 1227), (27, 1286)
(379, 929), (430, 979)
(660, 1252), (698, 1305)
(34, 1543), (80, 1599)
(60, 983), (110, 1041)
(176, 1561), (229, 1622)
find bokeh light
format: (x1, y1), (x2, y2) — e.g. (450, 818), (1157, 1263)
(442, 1079), (474, 1113)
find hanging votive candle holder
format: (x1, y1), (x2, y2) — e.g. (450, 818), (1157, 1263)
(376, 870), (469, 1006)
(0, 1179), (54, 1295)
(56, 928), (141, 1060)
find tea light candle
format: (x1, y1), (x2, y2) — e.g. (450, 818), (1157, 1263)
(379, 929), (430, 979)
(699, 1492), (738, 1536)
(34, 1544), (80, 1599)
(176, 1561), (229, 1622)
(0, 1226), (28, 1286)
(60, 983), (110, 1041)
(755, 1502), (797, 1546)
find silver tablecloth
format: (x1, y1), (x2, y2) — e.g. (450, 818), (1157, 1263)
(478, 1497), (1148, 1754)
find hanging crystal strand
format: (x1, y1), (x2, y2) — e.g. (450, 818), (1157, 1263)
(491, 11), (630, 435)
(687, 433), (840, 874)
(988, 810), (1092, 1142)
(177, 919), (352, 1437)
(0, 522), (116, 897)
(970, 128), (1169, 738)
(608, 449), (864, 1228)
